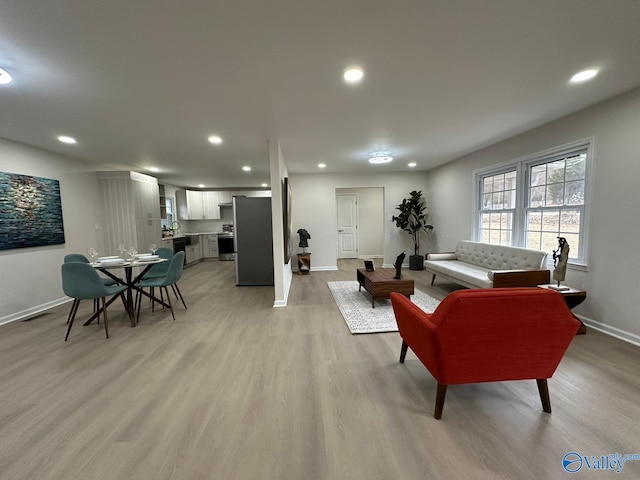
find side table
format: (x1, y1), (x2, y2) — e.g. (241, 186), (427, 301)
(538, 284), (587, 335)
(297, 253), (311, 275)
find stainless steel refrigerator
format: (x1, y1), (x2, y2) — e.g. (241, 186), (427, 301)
(233, 196), (274, 286)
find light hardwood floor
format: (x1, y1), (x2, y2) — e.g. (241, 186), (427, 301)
(2, 259), (640, 479)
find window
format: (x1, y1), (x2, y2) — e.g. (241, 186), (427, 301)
(475, 139), (592, 266)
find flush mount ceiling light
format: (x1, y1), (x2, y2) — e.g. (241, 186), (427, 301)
(408, 162), (417, 168)
(343, 67), (364, 84)
(570, 69), (599, 84)
(368, 153), (393, 164)
(148, 167), (160, 173)
(0, 67), (12, 85)
(261, 183), (268, 187)
(57, 135), (77, 144)
(208, 135), (222, 144)
(318, 163), (327, 169)
(242, 166), (251, 172)
(198, 184), (205, 188)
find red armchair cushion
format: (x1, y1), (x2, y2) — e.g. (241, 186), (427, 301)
(391, 288), (580, 385)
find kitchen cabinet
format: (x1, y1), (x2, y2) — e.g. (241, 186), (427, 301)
(97, 171), (162, 255)
(218, 190), (272, 205)
(160, 238), (174, 252)
(159, 184), (167, 219)
(185, 237), (203, 265)
(176, 190), (221, 220)
(202, 234), (219, 258)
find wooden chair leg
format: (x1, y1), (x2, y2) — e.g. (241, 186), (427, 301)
(537, 379), (552, 413)
(434, 383), (447, 420)
(399, 340), (408, 363)
(65, 299), (81, 341)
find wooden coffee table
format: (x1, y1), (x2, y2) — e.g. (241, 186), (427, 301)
(357, 268), (415, 308)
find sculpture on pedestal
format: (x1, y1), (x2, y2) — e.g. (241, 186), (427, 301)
(297, 228), (311, 253)
(552, 237), (570, 286)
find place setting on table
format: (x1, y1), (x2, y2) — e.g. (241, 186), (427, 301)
(85, 244), (170, 326)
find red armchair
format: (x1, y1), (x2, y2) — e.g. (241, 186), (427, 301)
(390, 288), (580, 419)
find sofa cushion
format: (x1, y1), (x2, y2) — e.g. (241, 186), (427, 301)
(424, 259), (493, 288)
(455, 241), (547, 270)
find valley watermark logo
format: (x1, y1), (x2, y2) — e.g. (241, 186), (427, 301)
(562, 451), (640, 473)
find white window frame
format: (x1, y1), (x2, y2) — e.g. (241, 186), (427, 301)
(472, 138), (594, 269)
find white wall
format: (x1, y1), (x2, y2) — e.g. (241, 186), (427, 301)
(289, 172), (430, 269)
(0, 138), (107, 324)
(336, 187), (384, 258)
(427, 86), (640, 343)
(270, 141), (292, 307)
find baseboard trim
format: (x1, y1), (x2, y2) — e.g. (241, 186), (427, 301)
(358, 255), (383, 259)
(310, 266), (339, 271)
(579, 314), (640, 348)
(0, 297), (71, 326)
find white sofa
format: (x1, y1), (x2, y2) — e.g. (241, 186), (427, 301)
(424, 240), (550, 289)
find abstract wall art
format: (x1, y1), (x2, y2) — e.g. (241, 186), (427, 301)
(0, 172), (65, 250)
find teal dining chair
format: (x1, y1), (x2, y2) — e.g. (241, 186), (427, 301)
(61, 262), (127, 341)
(64, 254), (118, 286)
(135, 251), (186, 322)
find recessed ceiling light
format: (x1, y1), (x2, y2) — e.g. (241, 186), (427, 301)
(57, 135), (77, 144)
(198, 184), (205, 188)
(570, 69), (599, 84)
(318, 163), (327, 168)
(0, 67), (12, 85)
(368, 153), (393, 164)
(208, 135), (223, 144)
(242, 166), (251, 172)
(261, 183), (268, 187)
(408, 162), (417, 168)
(148, 167), (160, 173)
(343, 67), (364, 84)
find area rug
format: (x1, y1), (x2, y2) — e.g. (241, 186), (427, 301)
(327, 281), (441, 334)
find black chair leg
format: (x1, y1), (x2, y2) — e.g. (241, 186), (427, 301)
(66, 299), (79, 325)
(172, 284), (187, 309)
(163, 286), (175, 320)
(101, 297), (109, 339)
(65, 299), (81, 341)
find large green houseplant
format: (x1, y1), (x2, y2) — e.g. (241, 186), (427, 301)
(392, 190), (434, 270)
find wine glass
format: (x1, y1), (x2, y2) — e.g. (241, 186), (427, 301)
(117, 244), (126, 258)
(127, 246), (137, 262)
(87, 247), (99, 263)
(150, 243), (158, 255)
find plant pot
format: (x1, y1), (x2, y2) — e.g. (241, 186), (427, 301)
(409, 254), (424, 270)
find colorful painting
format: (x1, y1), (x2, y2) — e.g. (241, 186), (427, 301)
(0, 172), (65, 250)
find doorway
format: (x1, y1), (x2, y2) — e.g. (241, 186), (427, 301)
(336, 188), (384, 259)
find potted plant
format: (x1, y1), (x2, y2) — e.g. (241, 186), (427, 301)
(392, 190), (434, 270)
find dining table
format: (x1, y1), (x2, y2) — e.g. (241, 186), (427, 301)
(84, 257), (169, 327)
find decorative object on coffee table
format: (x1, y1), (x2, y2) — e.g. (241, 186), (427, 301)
(392, 190), (433, 270)
(550, 237), (570, 291)
(393, 251), (405, 279)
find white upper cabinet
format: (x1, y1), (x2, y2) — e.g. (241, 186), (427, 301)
(176, 190), (220, 220)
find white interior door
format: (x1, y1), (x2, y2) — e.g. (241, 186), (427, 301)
(337, 194), (358, 258)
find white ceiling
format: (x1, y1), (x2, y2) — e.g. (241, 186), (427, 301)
(1, 0), (640, 189)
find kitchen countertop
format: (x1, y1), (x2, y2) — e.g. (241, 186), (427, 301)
(162, 231), (223, 239)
